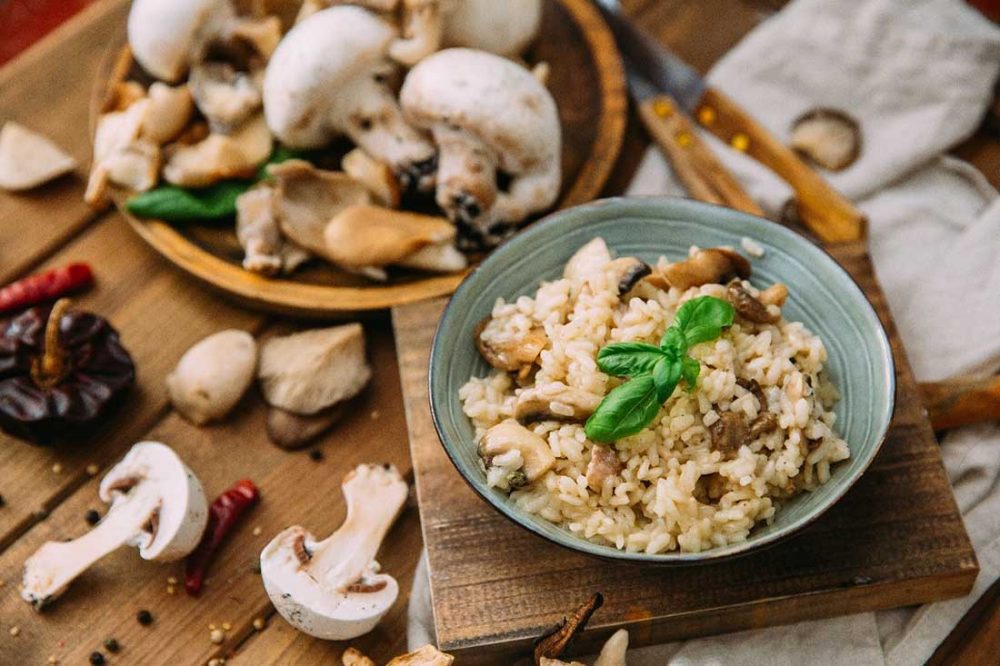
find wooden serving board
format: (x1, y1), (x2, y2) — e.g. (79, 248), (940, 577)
(392, 238), (979, 663)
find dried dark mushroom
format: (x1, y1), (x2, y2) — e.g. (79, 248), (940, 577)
(709, 412), (750, 456)
(790, 108), (862, 172)
(474, 316), (547, 378)
(727, 280), (779, 324)
(534, 592), (604, 665)
(658, 248), (752, 291)
(750, 412), (779, 439)
(0, 299), (135, 444)
(605, 257), (651, 298)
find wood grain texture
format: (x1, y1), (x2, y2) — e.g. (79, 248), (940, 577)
(392, 240), (978, 663)
(919, 375), (1000, 432)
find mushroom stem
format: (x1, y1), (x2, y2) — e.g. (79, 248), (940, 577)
(433, 126), (498, 226)
(30, 298), (72, 390)
(389, 0), (443, 66)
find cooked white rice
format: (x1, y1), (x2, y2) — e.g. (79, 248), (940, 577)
(460, 241), (849, 554)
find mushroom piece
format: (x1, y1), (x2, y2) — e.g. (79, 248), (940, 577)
(709, 412), (750, 457)
(0, 122), (77, 191)
(400, 48), (561, 247)
(189, 61), (262, 133)
(258, 323), (372, 415)
(478, 419), (555, 489)
(606, 257), (652, 297)
(266, 404), (346, 450)
(260, 463), (409, 639)
(440, 0), (542, 58)
(759, 283), (789, 308)
(163, 113), (273, 187)
(342, 147), (401, 208)
(534, 592), (604, 665)
(342, 647), (377, 666)
(658, 247), (752, 291)
(141, 83), (195, 145)
(166, 330), (258, 425)
(127, 0), (237, 83)
(586, 445), (623, 492)
(323, 205), (468, 277)
(790, 108), (862, 172)
(386, 645), (455, 666)
(474, 316), (547, 377)
(726, 280), (779, 324)
(21, 442), (208, 609)
(563, 237), (612, 282)
(594, 629), (629, 666)
(514, 383), (602, 424)
(263, 7), (437, 191)
(236, 184), (284, 275)
(85, 99), (161, 206)
(268, 160), (372, 260)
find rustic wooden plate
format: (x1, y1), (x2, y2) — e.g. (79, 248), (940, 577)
(91, 0), (626, 316)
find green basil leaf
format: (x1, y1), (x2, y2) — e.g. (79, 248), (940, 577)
(681, 356), (701, 392)
(659, 327), (686, 357)
(126, 180), (251, 221)
(597, 342), (666, 377)
(584, 374), (662, 443)
(652, 356), (682, 403)
(672, 296), (735, 348)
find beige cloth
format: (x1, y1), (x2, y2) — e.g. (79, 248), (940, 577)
(409, 0), (1000, 662)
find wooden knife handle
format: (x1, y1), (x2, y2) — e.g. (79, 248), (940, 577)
(696, 88), (867, 244)
(919, 375), (1000, 432)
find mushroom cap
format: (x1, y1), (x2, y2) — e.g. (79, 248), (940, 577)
(263, 6), (397, 148)
(98, 441), (209, 561)
(400, 48), (560, 175)
(323, 204), (456, 269)
(442, 0), (542, 56)
(167, 330), (258, 425)
(128, 0), (232, 83)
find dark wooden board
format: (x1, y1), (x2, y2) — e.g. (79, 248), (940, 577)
(392, 239), (978, 663)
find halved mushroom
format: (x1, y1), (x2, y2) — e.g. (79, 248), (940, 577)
(478, 419), (555, 489)
(189, 61), (262, 133)
(163, 113), (272, 187)
(790, 108), (862, 172)
(260, 463), (408, 639)
(563, 237), (612, 282)
(323, 205), (467, 277)
(474, 316), (547, 377)
(656, 247), (752, 291)
(709, 412), (750, 457)
(21, 442), (208, 609)
(514, 383), (601, 424)
(236, 184), (284, 275)
(726, 280), (779, 324)
(0, 122), (77, 191)
(401, 48), (561, 247)
(258, 323), (372, 415)
(342, 147), (401, 208)
(263, 6), (436, 191)
(586, 445), (623, 492)
(266, 404), (346, 450)
(167, 330), (258, 425)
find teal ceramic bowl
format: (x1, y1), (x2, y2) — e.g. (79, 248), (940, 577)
(429, 197), (895, 563)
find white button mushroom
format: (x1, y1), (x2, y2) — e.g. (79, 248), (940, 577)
(21, 442), (208, 609)
(167, 329), (258, 425)
(400, 48), (561, 247)
(127, 0), (238, 83)
(263, 6), (437, 191)
(260, 463), (408, 639)
(440, 0), (542, 58)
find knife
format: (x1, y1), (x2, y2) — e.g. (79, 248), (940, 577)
(596, 0), (867, 244)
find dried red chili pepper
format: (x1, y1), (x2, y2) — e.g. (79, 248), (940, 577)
(185, 478), (260, 596)
(0, 263), (94, 315)
(0, 299), (135, 443)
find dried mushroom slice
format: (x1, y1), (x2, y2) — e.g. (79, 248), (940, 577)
(790, 108), (862, 172)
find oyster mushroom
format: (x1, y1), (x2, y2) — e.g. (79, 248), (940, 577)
(342, 147), (401, 208)
(85, 100), (160, 206)
(189, 61), (262, 133)
(790, 108), (862, 172)
(166, 329), (258, 425)
(657, 247), (752, 291)
(163, 113), (272, 187)
(263, 6), (436, 191)
(236, 184), (283, 275)
(514, 383), (601, 424)
(479, 419), (555, 490)
(260, 463), (408, 639)
(474, 316), (547, 377)
(258, 323), (371, 415)
(400, 48), (561, 247)
(21, 442), (208, 609)
(726, 280), (779, 324)
(323, 205), (467, 279)
(0, 122), (77, 191)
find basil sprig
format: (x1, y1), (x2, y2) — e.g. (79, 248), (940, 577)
(584, 296), (735, 443)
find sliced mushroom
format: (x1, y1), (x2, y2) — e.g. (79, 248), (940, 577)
(659, 248), (752, 290)
(266, 404), (346, 450)
(342, 147), (401, 208)
(514, 383), (601, 424)
(606, 257), (651, 297)
(474, 316), (547, 376)
(586, 445), (623, 491)
(103, 140), (161, 193)
(21, 442), (208, 608)
(709, 412), (750, 456)
(727, 280), (779, 324)
(401, 48), (561, 247)
(85, 99), (154, 206)
(0, 122), (77, 191)
(478, 419), (555, 489)
(386, 645), (455, 666)
(163, 113), (272, 187)
(258, 323), (372, 415)
(141, 83), (195, 145)
(563, 237), (612, 282)
(759, 283), (789, 307)
(167, 330), (258, 425)
(790, 108), (861, 172)
(189, 61), (262, 133)
(260, 464), (408, 639)
(236, 184), (283, 276)
(323, 205), (467, 276)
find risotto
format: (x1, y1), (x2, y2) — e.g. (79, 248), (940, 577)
(459, 238), (849, 554)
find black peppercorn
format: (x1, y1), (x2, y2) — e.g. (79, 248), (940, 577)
(0, 494), (5, 507)
(84, 509), (100, 526)
(308, 449), (323, 461)
(89, 652), (106, 665)
(136, 609), (153, 626)
(103, 638), (120, 653)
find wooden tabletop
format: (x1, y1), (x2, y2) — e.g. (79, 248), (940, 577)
(0, 1), (997, 664)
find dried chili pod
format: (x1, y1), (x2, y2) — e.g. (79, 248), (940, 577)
(0, 299), (135, 444)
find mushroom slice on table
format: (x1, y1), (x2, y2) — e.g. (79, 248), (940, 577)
(163, 113), (272, 187)
(401, 48), (561, 248)
(514, 383), (602, 424)
(0, 122), (77, 191)
(323, 205), (467, 278)
(263, 6), (437, 191)
(260, 463), (409, 639)
(21, 442), (208, 609)
(479, 419), (555, 490)
(654, 247), (752, 291)
(258, 323), (372, 416)
(167, 329), (258, 425)
(474, 316), (547, 377)
(236, 184), (284, 275)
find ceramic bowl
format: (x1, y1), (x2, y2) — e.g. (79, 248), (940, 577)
(429, 197), (895, 563)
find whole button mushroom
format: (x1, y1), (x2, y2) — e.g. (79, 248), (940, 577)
(400, 48), (561, 247)
(127, 0), (236, 83)
(167, 330), (258, 425)
(21, 442), (208, 609)
(260, 463), (408, 639)
(263, 6), (437, 192)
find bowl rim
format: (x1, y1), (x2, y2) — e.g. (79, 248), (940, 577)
(429, 196), (896, 564)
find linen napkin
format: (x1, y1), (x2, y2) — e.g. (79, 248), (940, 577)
(409, 0), (1000, 662)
